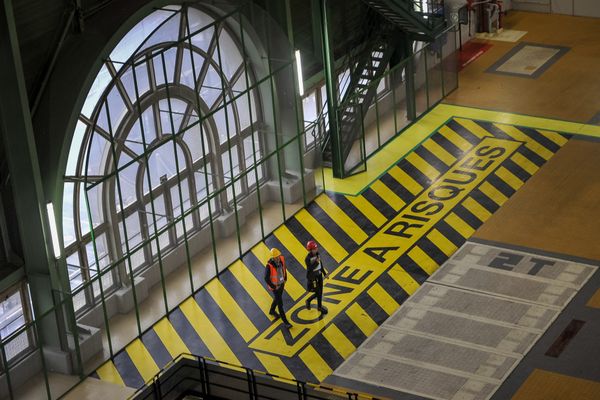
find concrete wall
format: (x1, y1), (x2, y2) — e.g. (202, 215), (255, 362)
(513, 0), (600, 17)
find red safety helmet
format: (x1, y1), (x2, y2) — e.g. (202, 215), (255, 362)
(306, 240), (318, 251)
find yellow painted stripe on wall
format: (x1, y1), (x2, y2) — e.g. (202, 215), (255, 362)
(455, 118), (494, 139)
(252, 242), (305, 301)
(538, 129), (568, 146)
(229, 260), (272, 317)
(254, 351), (294, 380)
(299, 345), (333, 382)
(154, 318), (190, 359)
(205, 279), (259, 342)
(294, 209), (348, 262)
(512, 152), (539, 176)
(322, 324), (356, 358)
(480, 181), (509, 205)
(125, 339), (159, 383)
(427, 228), (458, 257)
(423, 139), (456, 166)
(315, 195), (368, 244)
(494, 124), (554, 160)
(96, 361), (125, 387)
(388, 265), (420, 295)
(462, 197), (491, 222)
(387, 165), (423, 195)
(496, 166), (524, 190)
(179, 297), (241, 365)
(407, 246), (439, 275)
(273, 225), (308, 268)
(405, 152), (441, 182)
(445, 212), (475, 238)
(367, 283), (400, 315)
(346, 303), (378, 336)
(370, 180), (405, 212)
(345, 194), (387, 228)
(439, 126), (472, 151)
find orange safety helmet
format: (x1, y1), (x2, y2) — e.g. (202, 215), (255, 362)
(306, 240), (318, 251)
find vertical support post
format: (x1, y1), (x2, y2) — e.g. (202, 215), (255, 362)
(318, 0), (342, 178)
(403, 36), (417, 121)
(0, 0), (66, 354)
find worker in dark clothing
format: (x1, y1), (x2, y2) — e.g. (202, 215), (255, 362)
(264, 247), (292, 328)
(304, 240), (328, 314)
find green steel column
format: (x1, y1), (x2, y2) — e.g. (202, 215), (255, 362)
(0, 0), (64, 349)
(318, 0), (342, 178)
(404, 36), (417, 120)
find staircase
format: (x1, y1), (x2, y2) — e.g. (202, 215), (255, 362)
(364, 0), (447, 40)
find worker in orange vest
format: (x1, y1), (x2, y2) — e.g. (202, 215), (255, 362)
(264, 248), (292, 328)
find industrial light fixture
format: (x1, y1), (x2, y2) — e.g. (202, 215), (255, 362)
(295, 50), (304, 96)
(46, 202), (61, 259)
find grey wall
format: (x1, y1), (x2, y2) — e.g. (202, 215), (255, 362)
(513, 0), (600, 17)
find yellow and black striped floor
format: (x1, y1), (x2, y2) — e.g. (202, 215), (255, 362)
(94, 116), (569, 389)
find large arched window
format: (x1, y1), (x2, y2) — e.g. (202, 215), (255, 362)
(62, 4), (264, 312)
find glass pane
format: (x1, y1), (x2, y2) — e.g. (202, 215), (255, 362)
(200, 65), (223, 108)
(136, 12), (182, 56)
(86, 133), (110, 176)
(116, 154), (139, 208)
(81, 64), (111, 118)
(62, 182), (76, 246)
(110, 8), (179, 64)
(153, 47), (178, 85)
(145, 144), (187, 192)
(338, 68), (350, 101)
(67, 252), (83, 291)
(180, 47), (204, 89)
(213, 103), (237, 144)
(0, 291), (25, 340)
(215, 29), (242, 80)
(159, 98), (188, 134)
(233, 76), (252, 131)
(81, 183), (103, 236)
(66, 121), (88, 176)
(121, 62), (151, 104)
(187, 8), (215, 52)
(183, 120), (210, 162)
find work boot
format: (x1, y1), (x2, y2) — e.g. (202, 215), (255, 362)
(269, 310), (280, 319)
(305, 298), (311, 310)
(318, 305), (328, 315)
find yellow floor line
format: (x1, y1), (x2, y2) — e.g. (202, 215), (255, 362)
(386, 165), (423, 195)
(480, 181), (509, 205)
(205, 280), (259, 342)
(346, 303), (378, 337)
(299, 345), (333, 382)
(252, 242), (305, 301)
(407, 246), (439, 275)
(125, 339), (159, 384)
(315, 195), (368, 244)
(427, 228), (458, 257)
(512, 152), (539, 176)
(367, 283), (400, 315)
(96, 361), (125, 387)
(345, 194), (387, 228)
(423, 139), (457, 166)
(370, 180), (405, 212)
(179, 297), (241, 365)
(153, 317), (190, 359)
(445, 212), (475, 238)
(438, 126), (473, 152)
(494, 124), (554, 160)
(273, 225), (308, 268)
(462, 197), (492, 222)
(405, 152), (442, 182)
(538, 129), (568, 146)
(294, 209), (348, 262)
(388, 265), (420, 295)
(228, 260), (272, 317)
(322, 324), (356, 359)
(496, 166), (525, 190)
(254, 351), (294, 380)
(455, 118), (494, 139)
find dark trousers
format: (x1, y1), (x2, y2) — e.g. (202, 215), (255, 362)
(306, 275), (323, 309)
(269, 285), (289, 323)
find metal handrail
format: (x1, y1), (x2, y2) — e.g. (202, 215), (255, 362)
(130, 353), (378, 400)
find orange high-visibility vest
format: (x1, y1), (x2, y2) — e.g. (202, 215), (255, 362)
(267, 256), (286, 291)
